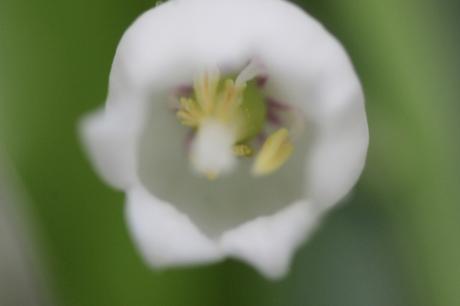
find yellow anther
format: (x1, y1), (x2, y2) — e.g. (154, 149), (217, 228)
(194, 72), (219, 114)
(215, 80), (244, 122)
(176, 98), (202, 127)
(177, 72), (245, 129)
(252, 128), (294, 176)
(205, 171), (219, 181)
(233, 144), (254, 157)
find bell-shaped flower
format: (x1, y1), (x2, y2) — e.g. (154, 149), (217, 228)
(79, 0), (369, 279)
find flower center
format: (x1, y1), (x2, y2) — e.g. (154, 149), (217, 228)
(176, 65), (295, 179)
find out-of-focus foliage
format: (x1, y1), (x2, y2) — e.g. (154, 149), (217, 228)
(0, 0), (459, 305)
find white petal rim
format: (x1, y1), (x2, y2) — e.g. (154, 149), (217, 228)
(125, 187), (223, 267)
(79, 109), (138, 189)
(126, 186), (319, 279)
(220, 200), (319, 279)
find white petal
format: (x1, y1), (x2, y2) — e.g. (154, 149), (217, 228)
(307, 102), (369, 209)
(125, 187), (223, 267)
(79, 108), (139, 189)
(110, 0), (322, 97)
(220, 200), (319, 279)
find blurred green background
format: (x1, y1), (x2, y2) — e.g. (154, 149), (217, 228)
(1, 0), (459, 305)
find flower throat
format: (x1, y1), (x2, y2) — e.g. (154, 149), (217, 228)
(176, 66), (294, 179)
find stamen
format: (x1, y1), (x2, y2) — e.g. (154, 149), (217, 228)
(215, 80), (244, 122)
(205, 171), (219, 181)
(194, 70), (219, 114)
(233, 144), (254, 157)
(252, 128), (294, 176)
(176, 98), (202, 127)
(175, 64), (297, 179)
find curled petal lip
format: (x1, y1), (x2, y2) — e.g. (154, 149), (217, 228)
(79, 0), (369, 279)
(126, 187), (321, 279)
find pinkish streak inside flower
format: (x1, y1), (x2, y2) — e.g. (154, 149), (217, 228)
(266, 97), (292, 111)
(175, 85), (194, 98)
(255, 75), (268, 88)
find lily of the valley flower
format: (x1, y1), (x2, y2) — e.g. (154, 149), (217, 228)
(80, 0), (369, 279)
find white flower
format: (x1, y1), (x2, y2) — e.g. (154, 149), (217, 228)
(79, 0), (368, 279)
